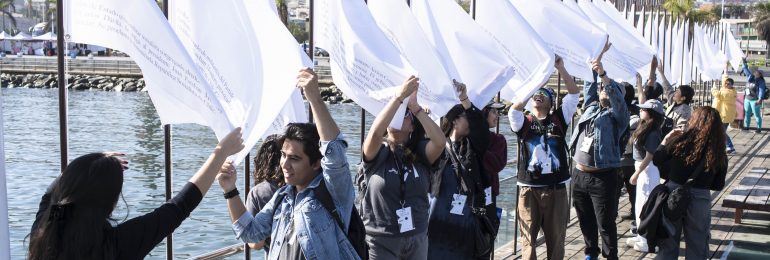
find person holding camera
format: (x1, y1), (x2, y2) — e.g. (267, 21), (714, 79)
(507, 55), (579, 260)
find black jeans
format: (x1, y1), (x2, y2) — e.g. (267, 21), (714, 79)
(572, 167), (619, 260)
(617, 165), (636, 218)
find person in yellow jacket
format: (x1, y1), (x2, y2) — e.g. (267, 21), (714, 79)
(713, 74), (737, 154)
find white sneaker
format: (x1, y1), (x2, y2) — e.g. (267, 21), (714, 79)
(625, 237), (639, 248)
(633, 241), (658, 253)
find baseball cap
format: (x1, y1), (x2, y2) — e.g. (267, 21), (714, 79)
(637, 99), (665, 116)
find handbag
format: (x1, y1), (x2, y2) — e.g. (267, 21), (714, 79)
(665, 159), (706, 221)
(472, 207), (495, 257)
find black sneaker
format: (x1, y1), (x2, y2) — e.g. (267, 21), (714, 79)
(757, 129), (762, 134)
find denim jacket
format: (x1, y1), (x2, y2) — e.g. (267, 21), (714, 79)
(569, 73), (629, 169)
(742, 62), (766, 101)
(232, 133), (359, 260)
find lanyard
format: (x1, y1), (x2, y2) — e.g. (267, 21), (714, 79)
(391, 148), (408, 208)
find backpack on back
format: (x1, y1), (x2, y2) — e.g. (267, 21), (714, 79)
(272, 181), (369, 260)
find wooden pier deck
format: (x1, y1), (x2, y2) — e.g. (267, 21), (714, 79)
(495, 112), (770, 260)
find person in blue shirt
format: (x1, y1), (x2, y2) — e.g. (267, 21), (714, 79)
(568, 41), (629, 260)
(218, 68), (358, 260)
(741, 58), (766, 133)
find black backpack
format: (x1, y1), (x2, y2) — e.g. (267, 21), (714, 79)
(272, 181), (369, 259)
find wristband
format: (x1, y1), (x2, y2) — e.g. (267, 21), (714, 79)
(598, 71), (607, 77)
(224, 188), (240, 199)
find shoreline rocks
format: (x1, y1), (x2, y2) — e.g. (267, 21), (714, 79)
(0, 73), (352, 104)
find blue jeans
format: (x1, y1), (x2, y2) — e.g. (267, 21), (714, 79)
(724, 124), (734, 149)
(744, 99), (762, 129)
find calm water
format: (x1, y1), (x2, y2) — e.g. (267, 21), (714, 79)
(3, 88), (520, 259)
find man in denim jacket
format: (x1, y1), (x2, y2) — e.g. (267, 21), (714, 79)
(568, 42), (629, 260)
(218, 68), (358, 260)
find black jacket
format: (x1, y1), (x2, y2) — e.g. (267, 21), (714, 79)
(638, 184), (677, 252)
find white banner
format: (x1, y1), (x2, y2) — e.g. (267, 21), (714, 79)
(476, 0), (554, 104)
(170, 0), (267, 163)
(368, 0), (458, 120)
(512, 0), (606, 81)
(693, 23), (727, 81)
(657, 17), (674, 81)
(722, 22), (745, 72)
(411, 0), (514, 107)
(264, 45), (312, 138)
(579, 0), (655, 82)
(64, 0), (231, 132)
(315, 0), (415, 129)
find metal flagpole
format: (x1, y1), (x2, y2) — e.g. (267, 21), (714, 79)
(243, 153), (251, 260)
(308, 0), (315, 122)
(56, 0), (67, 172)
(160, 1), (173, 259)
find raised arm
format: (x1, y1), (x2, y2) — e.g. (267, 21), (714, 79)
(408, 88), (447, 164)
(189, 128), (245, 195)
(455, 80), (472, 110)
(556, 55), (579, 95)
(298, 68), (340, 141)
(742, 58), (754, 82)
(363, 76), (419, 162)
(636, 72), (646, 105)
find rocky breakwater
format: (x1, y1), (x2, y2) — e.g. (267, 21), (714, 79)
(1, 73), (146, 92)
(318, 84), (353, 104)
(0, 73), (352, 104)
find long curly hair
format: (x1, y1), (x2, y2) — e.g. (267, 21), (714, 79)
(665, 107), (726, 171)
(253, 134), (284, 186)
(630, 108), (664, 147)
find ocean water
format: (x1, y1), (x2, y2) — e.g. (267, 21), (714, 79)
(2, 88), (520, 259)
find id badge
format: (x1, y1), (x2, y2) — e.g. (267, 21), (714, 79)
(484, 187), (493, 206)
(580, 136), (593, 153)
(396, 207), (415, 233)
(450, 193), (467, 215)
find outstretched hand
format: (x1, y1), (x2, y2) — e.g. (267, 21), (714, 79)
(104, 152), (129, 170)
(554, 55), (564, 69)
(297, 67), (320, 100)
(216, 160), (237, 192)
(454, 79), (468, 101)
(397, 75), (419, 101)
(217, 127), (245, 156)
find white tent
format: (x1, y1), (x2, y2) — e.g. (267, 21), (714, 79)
(0, 32), (9, 40)
(33, 32), (57, 41)
(8, 32), (31, 41)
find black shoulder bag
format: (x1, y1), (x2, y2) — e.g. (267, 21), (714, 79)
(665, 159), (706, 221)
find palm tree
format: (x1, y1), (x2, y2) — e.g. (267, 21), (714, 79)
(1, 0), (16, 33)
(276, 0), (288, 26)
(663, 0), (717, 23)
(752, 2), (770, 63)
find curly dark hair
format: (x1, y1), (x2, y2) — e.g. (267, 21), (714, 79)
(253, 134), (284, 186)
(665, 106), (726, 172)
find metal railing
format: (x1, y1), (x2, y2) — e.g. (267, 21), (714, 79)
(0, 56), (143, 77)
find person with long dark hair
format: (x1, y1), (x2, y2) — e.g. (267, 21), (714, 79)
(428, 81), (496, 260)
(358, 76), (446, 259)
(626, 99), (665, 253)
(244, 134), (285, 251)
(652, 107), (728, 259)
(28, 128), (244, 259)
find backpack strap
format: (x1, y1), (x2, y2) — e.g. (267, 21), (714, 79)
(315, 180), (347, 232)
